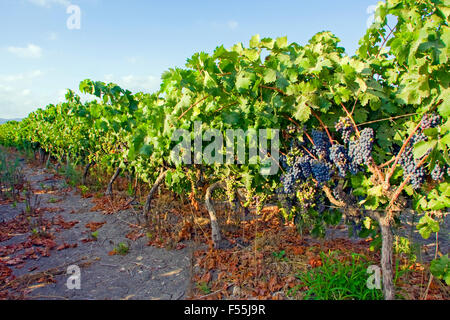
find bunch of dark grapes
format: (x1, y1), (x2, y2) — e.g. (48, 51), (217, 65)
(431, 161), (444, 181)
(359, 128), (374, 165)
(411, 132), (427, 146)
(347, 128), (374, 173)
(297, 155), (313, 179)
(335, 117), (354, 144)
(421, 113), (441, 130)
(279, 154), (288, 170)
(281, 171), (296, 194)
(329, 144), (349, 177)
(311, 130), (331, 159)
(398, 133), (427, 189)
(311, 160), (331, 184)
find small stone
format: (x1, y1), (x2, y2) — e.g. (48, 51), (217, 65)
(136, 256), (143, 261)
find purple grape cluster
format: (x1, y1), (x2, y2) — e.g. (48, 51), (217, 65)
(335, 117), (354, 144)
(311, 130), (330, 159)
(279, 154), (288, 170)
(421, 113), (441, 130)
(311, 160), (331, 184)
(347, 128), (374, 174)
(398, 133), (427, 189)
(279, 126), (376, 192)
(296, 155), (313, 178)
(329, 144), (349, 177)
(281, 171), (296, 194)
(431, 161), (444, 181)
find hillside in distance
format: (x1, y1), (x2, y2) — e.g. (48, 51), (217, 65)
(0, 118), (22, 124)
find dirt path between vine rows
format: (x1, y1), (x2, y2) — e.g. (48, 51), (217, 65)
(1, 162), (190, 300)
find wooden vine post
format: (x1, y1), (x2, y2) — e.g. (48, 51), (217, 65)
(105, 167), (121, 196)
(205, 181), (225, 248)
(143, 169), (168, 224)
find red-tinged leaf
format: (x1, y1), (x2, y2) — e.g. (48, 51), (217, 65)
(201, 271), (212, 284)
(85, 221), (106, 232)
(175, 243), (186, 250)
(24, 247), (36, 257)
(108, 250), (117, 256)
(268, 275), (279, 292)
(56, 243), (77, 251)
(125, 230), (144, 241)
(308, 257), (322, 268)
(6, 257), (23, 266)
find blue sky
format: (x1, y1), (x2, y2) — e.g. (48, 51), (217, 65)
(0, 0), (382, 119)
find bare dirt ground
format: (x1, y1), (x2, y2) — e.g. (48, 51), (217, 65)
(1, 163), (190, 300)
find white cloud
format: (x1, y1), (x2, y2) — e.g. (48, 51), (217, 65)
(7, 44), (43, 59)
(0, 70), (44, 83)
(0, 70), (47, 118)
(0, 87), (67, 119)
(227, 20), (239, 30)
(28, 0), (70, 8)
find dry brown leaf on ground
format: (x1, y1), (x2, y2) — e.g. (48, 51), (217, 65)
(85, 221), (106, 232)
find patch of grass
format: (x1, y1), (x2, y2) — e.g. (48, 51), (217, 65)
(0, 150), (24, 201)
(113, 242), (129, 255)
(288, 251), (383, 300)
(196, 282), (211, 295)
(58, 161), (81, 187)
(272, 250), (288, 262)
(79, 185), (89, 196)
(91, 231), (99, 240)
(394, 235), (419, 263)
(48, 197), (59, 203)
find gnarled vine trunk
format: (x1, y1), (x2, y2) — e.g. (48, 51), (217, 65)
(82, 162), (94, 185)
(379, 217), (395, 300)
(322, 185), (396, 300)
(105, 167), (121, 196)
(143, 169), (168, 224)
(39, 148), (46, 165)
(45, 153), (51, 168)
(205, 181), (225, 248)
